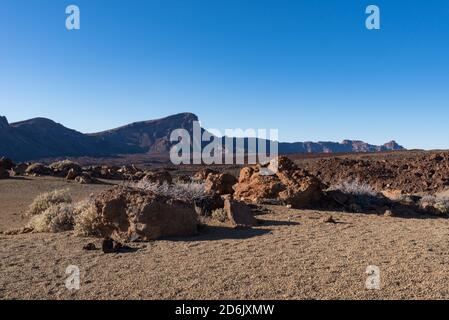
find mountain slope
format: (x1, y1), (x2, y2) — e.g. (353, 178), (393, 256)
(0, 113), (405, 161)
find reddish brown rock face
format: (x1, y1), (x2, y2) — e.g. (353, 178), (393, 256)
(224, 200), (257, 228)
(234, 156), (324, 208)
(93, 186), (198, 241)
(204, 173), (237, 195)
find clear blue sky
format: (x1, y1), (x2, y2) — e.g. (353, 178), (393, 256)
(1, 0), (449, 149)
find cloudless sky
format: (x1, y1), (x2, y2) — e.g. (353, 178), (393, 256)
(1, 0), (449, 149)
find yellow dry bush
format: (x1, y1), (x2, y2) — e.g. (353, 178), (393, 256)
(27, 203), (75, 233)
(73, 200), (102, 237)
(27, 189), (72, 217)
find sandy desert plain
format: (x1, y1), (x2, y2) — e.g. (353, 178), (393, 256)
(2, 151), (449, 300)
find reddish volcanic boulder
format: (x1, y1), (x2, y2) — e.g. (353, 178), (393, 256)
(93, 186), (198, 241)
(205, 173), (237, 195)
(234, 156), (324, 208)
(224, 199), (257, 228)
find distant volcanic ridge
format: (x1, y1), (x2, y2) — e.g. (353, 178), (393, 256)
(0, 113), (405, 161)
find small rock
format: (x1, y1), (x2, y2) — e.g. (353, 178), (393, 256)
(320, 215), (336, 224)
(384, 210), (394, 217)
(102, 238), (122, 254)
(83, 243), (96, 251)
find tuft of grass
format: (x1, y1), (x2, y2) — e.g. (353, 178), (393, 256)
(329, 180), (377, 197)
(134, 181), (206, 202)
(27, 189), (72, 217)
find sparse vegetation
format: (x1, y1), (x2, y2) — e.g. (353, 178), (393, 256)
(211, 208), (228, 223)
(73, 200), (102, 237)
(27, 203), (75, 233)
(419, 195), (449, 215)
(329, 180), (377, 197)
(49, 159), (78, 170)
(134, 181), (206, 202)
(27, 189), (72, 216)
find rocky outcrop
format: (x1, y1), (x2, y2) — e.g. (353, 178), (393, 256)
(234, 156), (324, 208)
(50, 160), (82, 177)
(93, 187), (198, 241)
(204, 173), (237, 195)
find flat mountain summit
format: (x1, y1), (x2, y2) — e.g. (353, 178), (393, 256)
(0, 113), (404, 161)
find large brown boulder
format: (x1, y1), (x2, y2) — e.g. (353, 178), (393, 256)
(234, 156), (324, 208)
(205, 173), (237, 195)
(93, 187), (198, 241)
(224, 199), (257, 228)
(49, 160), (82, 177)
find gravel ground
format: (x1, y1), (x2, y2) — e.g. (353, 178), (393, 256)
(1, 177), (449, 299)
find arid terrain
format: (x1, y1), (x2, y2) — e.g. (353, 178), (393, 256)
(2, 151), (449, 300)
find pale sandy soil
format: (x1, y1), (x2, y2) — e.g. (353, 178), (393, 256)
(1, 177), (449, 300)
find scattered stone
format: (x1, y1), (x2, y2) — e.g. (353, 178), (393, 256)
(384, 210), (394, 217)
(83, 243), (97, 251)
(102, 238), (122, 253)
(75, 173), (95, 184)
(320, 215), (336, 224)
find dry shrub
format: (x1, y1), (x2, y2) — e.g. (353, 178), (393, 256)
(419, 195), (449, 215)
(49, 159), (78, 170)
(211, 208), (228, 223)
(27, 189), (72, 216)
(329, 180), (377, 197)
(73, 200), (102, 237)
(134, 181), (205, 202)
(27, 203), (75, 233)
